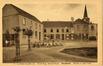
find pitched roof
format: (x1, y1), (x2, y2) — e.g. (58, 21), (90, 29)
(42, 21), (73, 27)
(4, 4), (41, 23)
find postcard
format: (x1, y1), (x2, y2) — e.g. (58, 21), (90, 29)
(1, 0), (103, 66)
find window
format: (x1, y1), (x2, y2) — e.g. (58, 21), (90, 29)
(57, 29), (59, 32)
(56, 34), (60, 39)
(51, 29), (53, 32)
(91, 25), (94, 30)
(62, 34), (64, 40)
(66, 34), (69, 40)
(35, 31), (37, 37)
(50, 34), (54, 39)
(30, 21), (33, 26)
(39, 25), (41, 30)
(23, 18), (26, 25)
(44, 29), (46, 33)
(66, 29), (69, 32)
(35, 23), (37, 29)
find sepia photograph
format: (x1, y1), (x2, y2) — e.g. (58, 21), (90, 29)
(1, 0), (103, 65)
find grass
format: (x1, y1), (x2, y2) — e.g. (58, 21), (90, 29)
(60, 47), (97, 59)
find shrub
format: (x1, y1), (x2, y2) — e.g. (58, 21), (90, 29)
(89, 36), (97, 40)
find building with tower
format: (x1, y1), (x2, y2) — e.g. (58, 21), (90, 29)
(43, 5), (97, 41)
(2, 4), (97, 46)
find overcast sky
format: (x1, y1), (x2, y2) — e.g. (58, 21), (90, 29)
(15, 3), (99, 23)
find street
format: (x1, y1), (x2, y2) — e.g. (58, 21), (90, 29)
(3, 41), (97, 63)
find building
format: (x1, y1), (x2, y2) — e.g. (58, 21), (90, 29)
(2, 4), (97, 46)
(88, 23), (97, 40)
(43, 5), (97, 41)
(42, 21), (74, 41)
(2, 4), (43, 45)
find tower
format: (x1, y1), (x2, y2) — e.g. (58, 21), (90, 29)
(84, 5), (88, 18)
(83, 5), (90, 22)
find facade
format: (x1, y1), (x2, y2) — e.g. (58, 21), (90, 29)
(43, 5), (97, 41)
(3, 4), (43, 45)
(42, 21), (74, 41)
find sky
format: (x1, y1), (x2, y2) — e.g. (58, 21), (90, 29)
(14, 3), (99, 23)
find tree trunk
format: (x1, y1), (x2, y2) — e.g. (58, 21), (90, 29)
(15, 33), (20, 62)
(28, 36), (31, 50)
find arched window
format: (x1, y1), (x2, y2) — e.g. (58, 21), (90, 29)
(66, 29), (69, 32)
(51, 29), (53, 32)
(57, 29), (59, 32)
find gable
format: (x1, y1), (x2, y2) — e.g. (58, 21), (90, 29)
(3, 4), (19, 17)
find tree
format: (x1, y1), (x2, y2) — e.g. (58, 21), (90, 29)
(23, 28), (33, 50)
(13, 26), (21, 62)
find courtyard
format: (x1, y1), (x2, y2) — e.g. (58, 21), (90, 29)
(3, 41), (97, 63)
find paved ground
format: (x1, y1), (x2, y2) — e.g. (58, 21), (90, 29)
(3, 41), (97, 63)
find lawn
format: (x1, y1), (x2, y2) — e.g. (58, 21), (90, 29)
(60, 47), (97, 59)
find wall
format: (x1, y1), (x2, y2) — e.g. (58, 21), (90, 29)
(18, 15), (43, 45)
(43, 27), (73, 41)
(3, 4), (19, 34)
